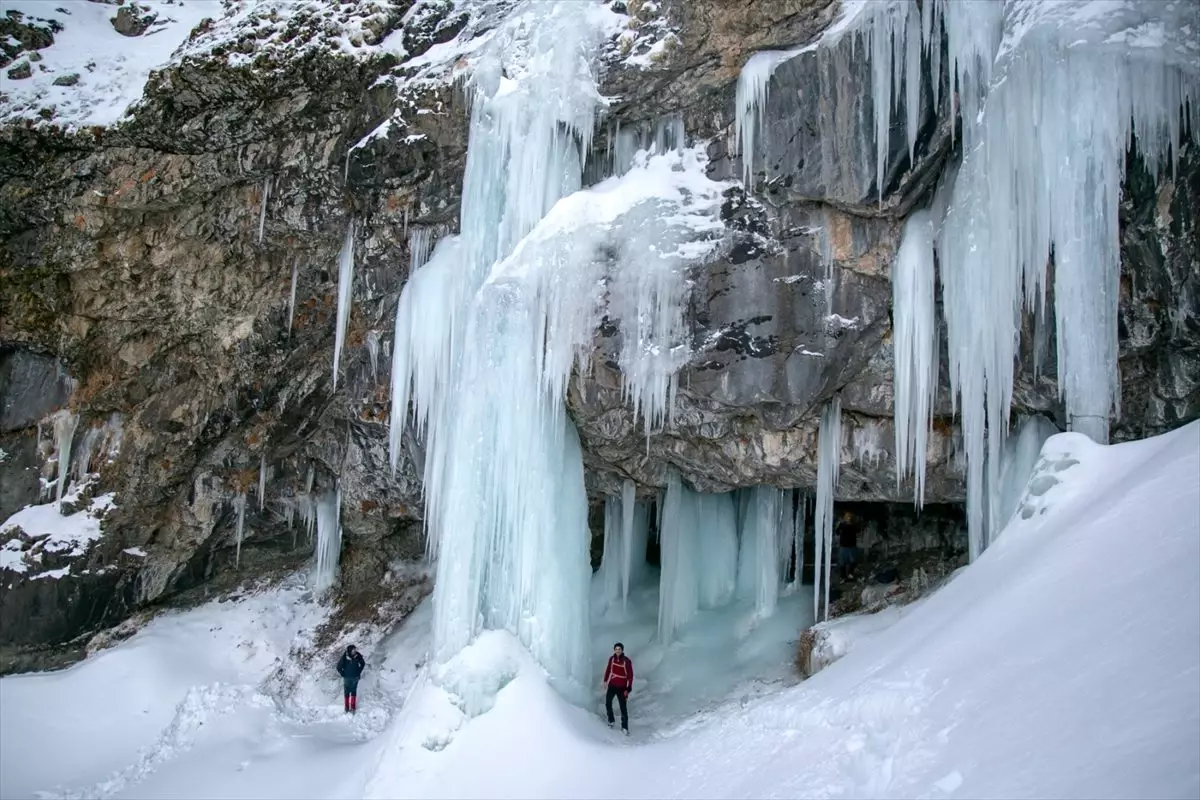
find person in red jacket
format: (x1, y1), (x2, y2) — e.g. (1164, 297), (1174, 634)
(601, 642), (634, 734)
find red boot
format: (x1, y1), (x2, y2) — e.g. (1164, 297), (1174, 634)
(350, 694), (357, 714)
(344, 696), (351, 713)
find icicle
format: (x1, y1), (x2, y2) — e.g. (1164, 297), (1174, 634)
(331, 221), (355, 391)
(657, 472), (697, 644)
(258, 455), (268, 512)
(619, 478), (636, 608)
(790, 490), (807, 589)
(232, 492), (247, 568)
(892, 209), (938, 507)
(408, 226), (435, 276)
(366, 330), (381, 383)
(287, 261), (299, 336)
(257, 176), (272, 245)
(813, 396), (842, 621)
(313, 489), (342, 593)
(734, 50), (788, 187)
(71, 423), (102, 484)
(51, 409), (78, 502)
(735, 486), (785, 620)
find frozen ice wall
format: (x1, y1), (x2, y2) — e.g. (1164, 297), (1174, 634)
(387, 1), (728, 696)
(313, 489), (342, 594)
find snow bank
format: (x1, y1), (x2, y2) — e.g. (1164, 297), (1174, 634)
(364, 422), (1200, 799)
(0, 482), (116, 576)
(0, 0), (220, 130)
(0, 577), (430, 799)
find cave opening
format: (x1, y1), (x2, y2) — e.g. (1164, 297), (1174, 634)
(587, 485), (967, 730)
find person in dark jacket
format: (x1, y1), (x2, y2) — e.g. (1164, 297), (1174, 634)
(336, 644), (366, 713)
(601, 642), (634, 734)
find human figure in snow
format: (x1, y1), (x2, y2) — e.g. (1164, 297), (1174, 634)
(337, 644), (366, 713)
(601, 642), (634, 734)
(837, 510), (864, 581)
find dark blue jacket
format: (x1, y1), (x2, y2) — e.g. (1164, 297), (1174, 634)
(337, 650), (366, 681)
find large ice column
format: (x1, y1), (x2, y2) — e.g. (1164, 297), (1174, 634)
(892, 209), (938, 507)
(813, 396), (842, 621)
(313, 489), (342, 593)
(693, 490), (739, 610)
(331, 221), (355, 391)
(735, 486), (785, 619)
(657, 473), (698, 644)
(386, 2), (615, 698)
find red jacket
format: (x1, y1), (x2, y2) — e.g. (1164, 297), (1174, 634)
(603, 655), (634, 690)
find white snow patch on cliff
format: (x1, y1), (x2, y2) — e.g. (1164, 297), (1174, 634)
(0, 0), (220, 129)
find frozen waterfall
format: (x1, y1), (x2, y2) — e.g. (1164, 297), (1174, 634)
(331, 221), (355, 391)
(387, 1), (727, 695)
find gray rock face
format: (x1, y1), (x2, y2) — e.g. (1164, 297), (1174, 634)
(0, 347), (72, 432)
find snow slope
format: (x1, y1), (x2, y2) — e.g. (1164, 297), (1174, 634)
(2, 423), (1197, 799)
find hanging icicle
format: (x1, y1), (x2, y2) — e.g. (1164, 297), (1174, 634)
(814, 396), (842, 621)
(331, 221), (355, 391)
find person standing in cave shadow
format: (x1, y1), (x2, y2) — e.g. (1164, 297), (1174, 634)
(601, 642), (634, 735)
(837, 510), (865, 581)
(337, 644), (366, 714)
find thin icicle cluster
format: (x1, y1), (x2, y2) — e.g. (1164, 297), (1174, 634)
(607, 116), (685, 177)
(331, 221), (355, 391)
(838, 0), (1200, 557)
(313, 489), (342, 593)
(656, 479), (808, 644)
(813, 396), (842, 621)
(734, 486), (785, 620)
(891, 210), (938, 506)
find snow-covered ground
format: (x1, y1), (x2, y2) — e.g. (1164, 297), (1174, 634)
(0, 1), (221, 130)
(2, 423), (1198, 799)
(0, 480), (115, 578)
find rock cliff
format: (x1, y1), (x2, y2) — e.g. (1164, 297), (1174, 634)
(1, 0), (1196, 670)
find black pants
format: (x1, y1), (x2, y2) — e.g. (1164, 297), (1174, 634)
(343, 677), (360, 701)
(605, 684), (629, 730)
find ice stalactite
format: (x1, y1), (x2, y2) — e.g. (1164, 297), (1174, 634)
(258, 455), (268, 512)
(331, 220), (355, 391)
(608, 116), (685, 178)
(734, 49), (796, 187)
(407, 226), (435, 277)
(657, 474), (696, 644)
(232, 492), (247, 568)
(619, 479), (637, 607)
(693, 490), (739, 611)
(287, 261), (299, 336)
(789, 490), (808, 591)
(814, 396), (842, 621)
(735, 486), (785, 621)
(313, 489), (342, 593)
(850, 0), (1199, 557)
(892, 209), (938, 507)
(365, 330), (381, 383)
(599, 495), (625, 611)
(50, 409), (78, 503)
(257, 176), (272, 245)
